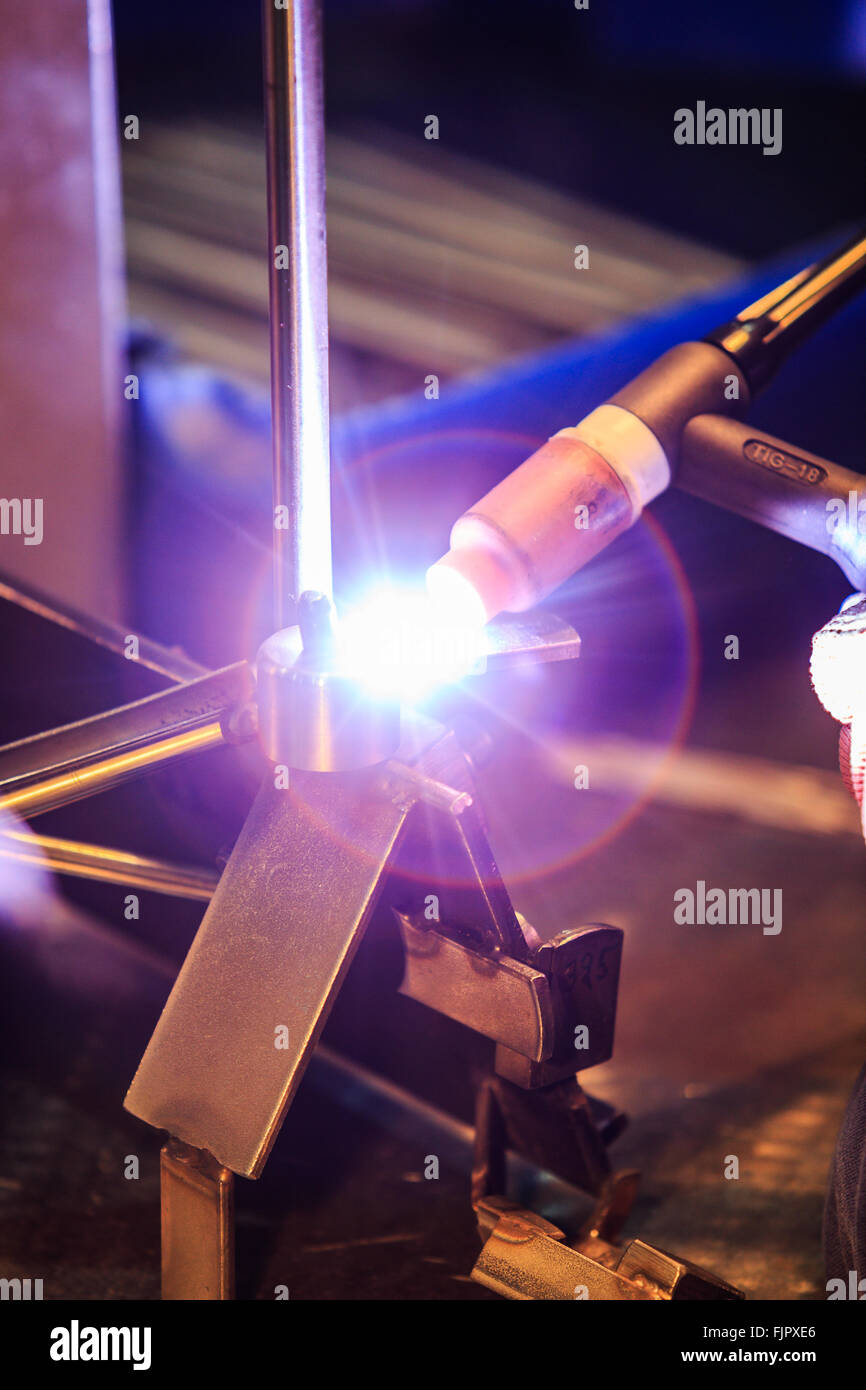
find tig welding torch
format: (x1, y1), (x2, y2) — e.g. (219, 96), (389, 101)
(427, 229), (866, 621)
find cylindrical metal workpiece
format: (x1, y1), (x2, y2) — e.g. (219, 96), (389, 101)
(256, 623), (401, 772)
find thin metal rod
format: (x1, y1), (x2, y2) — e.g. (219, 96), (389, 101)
(0, 828), (219, 900)
(262, 0), (333, 629)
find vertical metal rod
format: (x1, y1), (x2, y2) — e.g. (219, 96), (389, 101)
(262, 0), (333, 630)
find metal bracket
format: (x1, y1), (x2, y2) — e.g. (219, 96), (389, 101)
(396, 914), (623, 1079)
(471, 1197), (743, 1301)
(160, 1139), (234, 1301)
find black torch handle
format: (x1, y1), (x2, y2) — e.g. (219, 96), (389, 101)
(704, 228), (866, 393)
(678, 413), (866, 590)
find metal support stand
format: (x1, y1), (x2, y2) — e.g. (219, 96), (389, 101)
(161, 1140), (235, 1301)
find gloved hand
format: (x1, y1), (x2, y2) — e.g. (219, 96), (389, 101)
(811, 592), (866, 1290)
(811, 593), (866, 841)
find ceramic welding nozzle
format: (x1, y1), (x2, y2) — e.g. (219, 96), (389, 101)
(427, 342), (750, 623)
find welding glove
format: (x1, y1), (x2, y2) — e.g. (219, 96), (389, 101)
(811, 592), (866, 1292)
(811, 593), (866, 840)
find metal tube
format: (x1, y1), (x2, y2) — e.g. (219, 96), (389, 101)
(0, 829), (219, 900)
(0, 721), (226, 820)
(0, 662), (251, 818)
(262, 0), (333, 629)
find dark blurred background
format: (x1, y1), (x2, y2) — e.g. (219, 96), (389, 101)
(113, 0), (866, 256)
